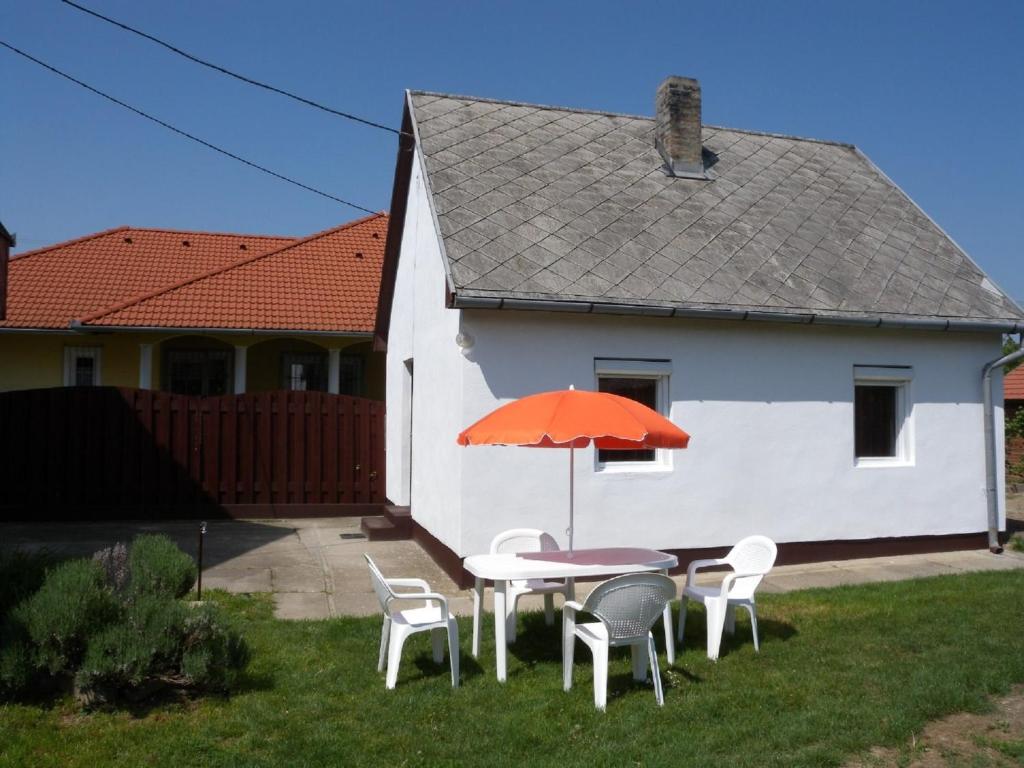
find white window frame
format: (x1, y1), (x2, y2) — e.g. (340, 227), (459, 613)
(594, 358), (673, 474)
(853, 365), (914, 468)
(63, 346), (102, 386)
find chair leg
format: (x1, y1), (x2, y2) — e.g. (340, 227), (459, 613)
(592, 642), (608, 711)
(725, 604), (737, 636)
(631, 641), (649, 682)
(706, 599), (728, 661)
(562, 622), (575, 692)
(506, 595), (518, 644)
(431, 627), (444, 664)
(746, 603), (760, 653)
(648, 634), (664, 707)
(377, 616), (391, 673)
(544, 593), (554, 626)
(662, 602), (675, 666)
(447, 618), (460, 688)
(677, 595), (689, 645)
(385, 625), (409, 689)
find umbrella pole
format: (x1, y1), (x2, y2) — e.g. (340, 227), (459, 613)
(568, 444), (574, 557)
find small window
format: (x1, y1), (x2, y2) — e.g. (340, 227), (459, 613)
(63, 346), (101, 386)
(854, 366), (913, 466)
(337, 355), (365, 397)
(164, 348), (232, 396)
(595, 358), (672, 470)
(282, 352), (327, 392)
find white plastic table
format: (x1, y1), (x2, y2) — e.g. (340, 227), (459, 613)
(463, 547), (679, 682)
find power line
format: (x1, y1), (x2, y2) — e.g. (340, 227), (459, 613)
(0, 40), (377, 214)
(61, 0), (409, 137)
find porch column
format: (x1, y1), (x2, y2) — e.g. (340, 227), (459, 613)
(138, 343), (153, 389)
(234, 345), (247, 394)
(328, 348), (341, 395)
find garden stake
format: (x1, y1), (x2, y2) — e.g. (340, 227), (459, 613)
(197, 521), (207, 600)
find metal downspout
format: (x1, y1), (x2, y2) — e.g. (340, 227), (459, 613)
(982, 338), (1024, 553)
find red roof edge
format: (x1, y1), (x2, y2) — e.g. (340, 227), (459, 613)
(77, 212), (387, 326)
(9, 226), (131, 262)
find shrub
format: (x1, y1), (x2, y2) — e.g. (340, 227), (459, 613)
(0, 549), (55, 618)
(180, 603), (250, 691)
(93, 542), (130, 593)
(129, 535), (197, 599)
(75, 596), (187, 703)
(13, 559), (120, 677)
(0, 637), (35, 697)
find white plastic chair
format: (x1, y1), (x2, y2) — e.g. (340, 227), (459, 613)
(490, 528), (572, 643)
(563, 573), (677, 711)
(677, 535), (777, 660)
(364, 554), (459, 689)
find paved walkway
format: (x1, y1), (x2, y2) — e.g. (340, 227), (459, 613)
(3, 516), (1023, 620)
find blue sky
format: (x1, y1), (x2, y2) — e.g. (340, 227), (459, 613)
(2, 1), (1022, 300)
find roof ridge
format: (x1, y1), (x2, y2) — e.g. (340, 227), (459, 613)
(78, 212), (387, 325)
(10, 225), (295, 265)
(123, 226), (295, 240)
(9, 226), (131, 262)
(408, 89), (855, 149)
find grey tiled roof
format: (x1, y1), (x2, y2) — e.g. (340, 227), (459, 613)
(409, 90), (1022, 325)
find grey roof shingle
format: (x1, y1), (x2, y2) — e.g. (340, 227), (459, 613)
(409, 90), (1023, 325)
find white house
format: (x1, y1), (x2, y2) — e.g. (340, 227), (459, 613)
(374, 77), (1023, 571)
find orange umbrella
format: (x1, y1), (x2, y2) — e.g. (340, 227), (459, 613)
(457, 388), (690, 553)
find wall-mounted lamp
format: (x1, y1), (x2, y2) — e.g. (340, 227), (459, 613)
(455, 331), (475, 358)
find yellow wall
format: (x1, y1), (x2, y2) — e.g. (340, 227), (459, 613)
(0, 334), (68, 390)
(0, 331), (384, 399)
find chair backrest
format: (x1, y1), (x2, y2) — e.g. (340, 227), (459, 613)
(364, 554), (395, 613)
(723, 535), (777, 599)
(582, 573), (676, 645)
(489, 528), (560, 555)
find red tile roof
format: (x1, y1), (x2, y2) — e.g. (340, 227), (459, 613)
(80, 214), (388, 333)
(1, 227), (294, 329)
(1005, 366), (1024, 401)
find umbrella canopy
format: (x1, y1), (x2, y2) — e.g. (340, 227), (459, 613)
(457, 389), (690, 553)
(457, 389), (690, 449)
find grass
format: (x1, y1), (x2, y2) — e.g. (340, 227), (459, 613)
(3, 570), (1024, 768)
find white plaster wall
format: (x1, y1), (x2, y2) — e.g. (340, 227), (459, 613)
(384, 149), (464, 550)
(455, 309), (1003, 556)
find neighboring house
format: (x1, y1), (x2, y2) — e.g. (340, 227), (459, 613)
(1005, 365), (1024, 420)
(0, 214), (388, 398)
(376, 77), (1024, 568)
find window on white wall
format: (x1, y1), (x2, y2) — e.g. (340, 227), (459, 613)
(853, 366), (913, 466)
(594, 358), (672, 470)
(63, 346), (102, 386)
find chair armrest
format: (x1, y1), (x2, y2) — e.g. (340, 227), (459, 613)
(720, 571), (765, 596)
(390, 591), (450, 614)
(386, 578), (430, 593)
(562, 600), (585, 615)
(686, 558), (728, 584)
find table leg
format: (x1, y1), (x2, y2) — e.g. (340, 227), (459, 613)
(566, 577), (575, 602)
(472, 577), (483, 658)
(494, 579), (508, 682)
(661, 569), (676, 665)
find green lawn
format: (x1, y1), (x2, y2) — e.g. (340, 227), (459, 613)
(3, 570), (1024, 768)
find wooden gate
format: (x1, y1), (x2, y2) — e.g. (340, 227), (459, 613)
(0, 387), (385, 519)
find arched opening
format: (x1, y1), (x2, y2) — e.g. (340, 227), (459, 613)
(160, 336), (234, 396)
(247, 337), (329, 393)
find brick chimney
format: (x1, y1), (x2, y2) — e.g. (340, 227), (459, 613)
(655, 76), (707, 179)
(0, 221), (12, 321)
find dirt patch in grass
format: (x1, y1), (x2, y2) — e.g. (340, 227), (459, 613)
(846, 685), (1024, 767)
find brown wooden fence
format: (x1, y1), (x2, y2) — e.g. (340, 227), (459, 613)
(0, 387), (385, 519)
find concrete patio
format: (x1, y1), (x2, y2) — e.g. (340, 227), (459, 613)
(3, 513), (1023, 620)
